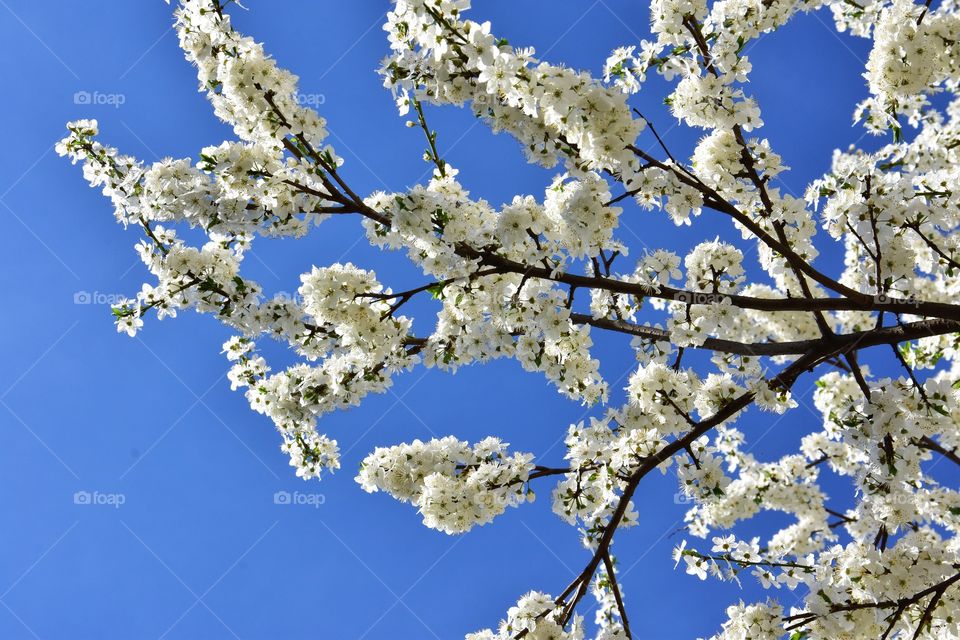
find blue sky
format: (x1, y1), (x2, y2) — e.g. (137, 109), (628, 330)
(0, 1), (887, 638)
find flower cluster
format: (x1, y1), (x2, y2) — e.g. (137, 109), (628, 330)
(865, 0), (960, 107)
(552, 416), (643, 547)
(380, 0), (643, 175)
(466, 591), (584, 640)
(356, 436), (534, 534)
(365, 174), (610, 404)
(176, 0), (328, 148)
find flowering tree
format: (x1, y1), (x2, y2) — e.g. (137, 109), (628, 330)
(58, 0), (960, 637)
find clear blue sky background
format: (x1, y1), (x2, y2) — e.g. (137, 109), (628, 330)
(0, 1), (888, 638)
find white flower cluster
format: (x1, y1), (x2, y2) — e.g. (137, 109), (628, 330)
(706, 600), (783, 640)
(680, 429), (832, 551)
(789, 533), (960, 638)
(356, 436), (534, 534)
(810, 370), (959, 526)
(57, 121), (332, 239)
(672, 364), (960, 635)
(670, 73), (764, 132)
(627, 164), (706, 226)
(436, 275), (607, 404)
(603, 44), (658, 95)
(807, 133), (960, 313)
(219, 266), (419, 478)
(298, 263), (412, 362)
(365, 174), (610, 404)
(865, 0), (960, 106)
(466, 591), (584, 640)
(543, 174), (622, 260)
(552, 416), (643, 546)
(176, 0), (328, 148)
(381, 0), (643, 175)
(650, 0), (708, 45)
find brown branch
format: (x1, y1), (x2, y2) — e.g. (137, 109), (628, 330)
(917, 436), (960, 467)
(602, 552), (632, 639)
(628, 143), (871, 303)
(460, 248), (960, 321)
(907, 222), (960, 273)
(570, 314), (960, 357)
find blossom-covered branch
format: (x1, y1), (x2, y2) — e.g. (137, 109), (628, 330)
(61, 0), (960, 637)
